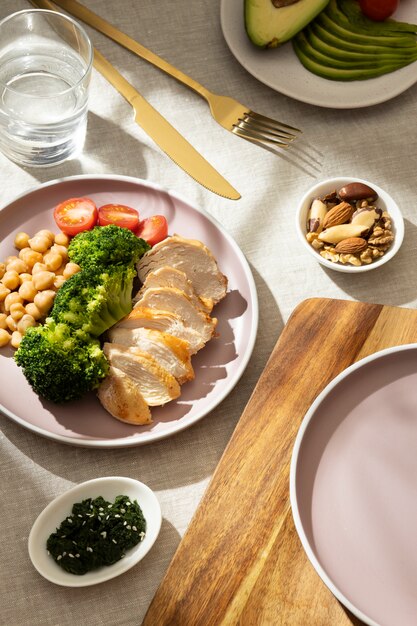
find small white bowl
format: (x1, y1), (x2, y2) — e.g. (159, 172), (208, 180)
(296, 177), (404, 273)
(28, 476), (162, 587)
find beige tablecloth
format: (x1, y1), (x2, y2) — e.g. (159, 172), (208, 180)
(1, 1), (417, 624)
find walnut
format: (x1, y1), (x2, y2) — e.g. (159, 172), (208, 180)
(339, 253), (362, 266)
(368, 231), (394, 247)
(320, 248), (339, 263)
(360, 248), (373, 264)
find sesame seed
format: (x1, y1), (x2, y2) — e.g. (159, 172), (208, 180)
(126, 525), (131, 530)
(112, 539), (117, 544)
(61, 535), (66, 538)
(69, 553), (74, 558)
(63, 552), (67, 557)
(108, 504), (112, 508)
(114, 514), (120, 518)
(57, 555), (62, 561)
(67, 518), (73, 524)
(78, 514), (83, 518)
(47, 550), (50, 555)
(123, 521), (127, 526)
(132, 526), (137, 531)
(86, 547), (93, 553)
(126, 502), (131, 506)
(100, 531), (107, 539)
(120, 508), (126, 514)
(75, 554), (80, 558)
(99, 507), (104, 511)
(98, 516), (102, 521)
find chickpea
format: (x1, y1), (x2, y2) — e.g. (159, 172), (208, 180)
(0, 328), (10, 347)
(14, 232), (30, 250)
(54, 232), (70, 247)
(0, 263), (5, 280)
(19, 273), (32, 284)
(17, 314), (36, 334)
(32, 271), (55, 291)
(25, 302), (42, 321)
(9, 302), (26, 321)
(2, 270), (20, 290)
(43, 251), (63, 272)
(34, 290), (56, 314)
(0, 313), (7, 329)
(6, 258), (28, 274)
(18, 280), (38, 302)
(19, 247), (43, 269)
(34, 229), (55, 244)
(50, 244), (69, 261)
(32, 262), (48, 275)
(63, 262), (81, 279)
(4, 292), (23, 312)
(4, 255), (20, 265)
(6, 315), (17, 332)
(53, 275), (66, 290)
(11, 331), (22, 349)
(29, 235), (52, 254)
(0, 284), (11, 302)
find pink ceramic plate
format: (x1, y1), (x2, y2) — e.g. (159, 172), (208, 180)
(290, 344), (417, 626)
(0, 175), (258, 448)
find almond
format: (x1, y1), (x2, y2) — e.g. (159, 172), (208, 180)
(322, 201), (353, 229)
(334, 237), (367, 254)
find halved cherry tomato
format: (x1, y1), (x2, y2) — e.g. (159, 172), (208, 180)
(98, 204), (140, 231)
(136, 215), (168, 246)
(53, 197), (98, 236)
(359, 0), (398, 21)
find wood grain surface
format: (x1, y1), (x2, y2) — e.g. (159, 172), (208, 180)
(142, 298), (417, 626)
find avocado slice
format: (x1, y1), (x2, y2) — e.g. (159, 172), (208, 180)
(309, 21), (417, 57)
(245, 0), (330, 48)
(293, 32), (414, 80)
(307, 23), (417, 61)
(337, 0), (417, 35)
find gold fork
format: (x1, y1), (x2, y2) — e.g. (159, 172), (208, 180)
(48, 0), (302, 149)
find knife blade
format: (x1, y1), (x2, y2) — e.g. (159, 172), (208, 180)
(29, 0), (241, 201)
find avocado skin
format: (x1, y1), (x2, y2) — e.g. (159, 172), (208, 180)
(245, 0), (330, 48)
(292, 0), (417, 81)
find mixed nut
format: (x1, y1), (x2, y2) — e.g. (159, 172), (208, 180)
(306, 182), (394, 267)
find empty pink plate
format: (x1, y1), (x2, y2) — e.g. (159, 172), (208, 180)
(0, 175), (258, 447)
(290, 344), (417, 626)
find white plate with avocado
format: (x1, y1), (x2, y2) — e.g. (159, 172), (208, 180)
(220, 0), (417, 109)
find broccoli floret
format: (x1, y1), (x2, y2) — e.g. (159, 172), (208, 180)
(68, 224), (150, 268)
(14, 319), (109, 403)
(51, 264), (136, 337)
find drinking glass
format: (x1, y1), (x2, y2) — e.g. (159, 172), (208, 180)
(0, 9), (93, 167)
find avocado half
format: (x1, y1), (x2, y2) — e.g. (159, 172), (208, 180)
(245, 0), (330, 48)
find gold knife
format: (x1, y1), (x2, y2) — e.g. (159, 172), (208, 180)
(29, 0), (240, 200)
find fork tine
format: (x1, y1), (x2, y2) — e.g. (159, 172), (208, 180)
(245, 111), (302, 135)
(243, 115), (297, 140)
(232, 125), (291, 148)
(237, 118), (296, 143)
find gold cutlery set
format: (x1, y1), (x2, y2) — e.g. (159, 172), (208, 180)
(30, 0), (301, 199)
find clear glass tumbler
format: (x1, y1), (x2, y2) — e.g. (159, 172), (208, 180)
(0, 9), (93, 167)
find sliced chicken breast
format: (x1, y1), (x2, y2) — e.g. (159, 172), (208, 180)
(115, 307), (205, 353)
(134, 287), (217, 344)
(97, 366), (152, 425)
(103, 343), (181, 406)
(134, 266), (211, 313)
(107, 327), (194, 384)
(137, 235), (227, 308)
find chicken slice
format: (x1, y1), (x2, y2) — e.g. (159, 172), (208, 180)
(97, 366), (152, 425)
(134, 266), (211, 313)
(134, 287), (216, 345)
(137, 235), (227, 308)
(115, 307), (205, 353)
(103, 343), (181, 406)
(107, 327), (194, 384)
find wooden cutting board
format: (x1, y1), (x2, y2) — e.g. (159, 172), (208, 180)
(142, 298), (417, 626)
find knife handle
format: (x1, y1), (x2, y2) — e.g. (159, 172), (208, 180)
(51, 0), (211, 101)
